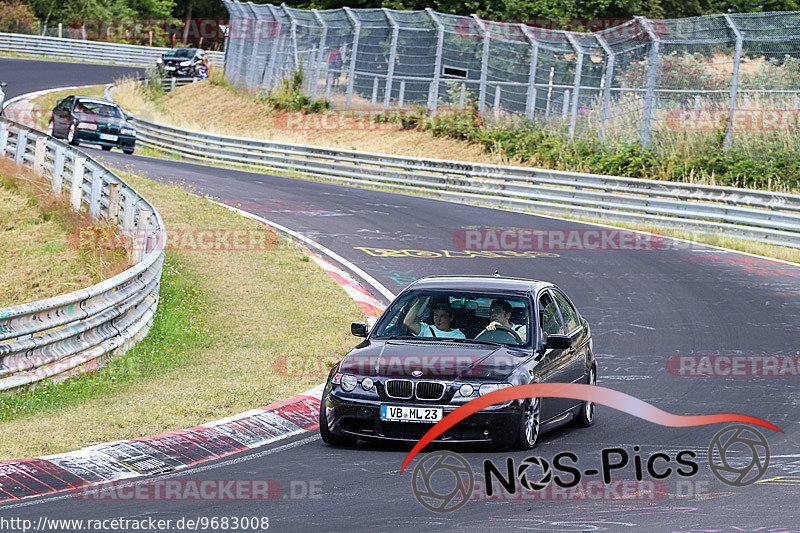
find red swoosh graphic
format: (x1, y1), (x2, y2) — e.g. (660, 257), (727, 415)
(400, 383), (781, 472)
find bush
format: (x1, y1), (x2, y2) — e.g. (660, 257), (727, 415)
(0, 1), (38, 34)
(260, 64), (329, 112)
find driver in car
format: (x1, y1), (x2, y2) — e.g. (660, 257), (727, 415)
(403, 298), (466, 339)
(485, 299), (527, 342)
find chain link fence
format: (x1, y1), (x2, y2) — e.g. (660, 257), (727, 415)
(220, 1), (800, 155)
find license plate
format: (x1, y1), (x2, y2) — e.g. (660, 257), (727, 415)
(165, 66), (175, 70)
(99, 134), (118, 141)
(380, 405), (443, 423)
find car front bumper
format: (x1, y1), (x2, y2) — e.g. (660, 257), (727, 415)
(323, 390), (522, 446)
(75, 129), (135, 149)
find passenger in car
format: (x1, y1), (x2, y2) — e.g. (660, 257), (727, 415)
(485, 299), (527, 342)
(403, 297), (466, 339)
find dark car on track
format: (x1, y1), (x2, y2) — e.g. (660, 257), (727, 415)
(156, 47), (205, 77)
(48, 96), (136, 154)
(319, 275), (597, 449)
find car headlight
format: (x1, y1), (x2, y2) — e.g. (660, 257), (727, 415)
(120, 128), (135, 136)
(457, 383), (474, 398)
(76, 122), (97, 130)
(361, 377), (374, 391)
(156, 57), (163, 64)
(180, 60), (191, 66)
(332, 372), (357, 392)
(479, 383), (512, 396)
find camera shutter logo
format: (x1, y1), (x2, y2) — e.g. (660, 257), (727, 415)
(517, 456), (552, 491)
(411, 450), (474, 512)
(708, 424), (770, 486)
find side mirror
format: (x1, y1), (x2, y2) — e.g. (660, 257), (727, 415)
(0, 82), (7, 88)
(351, 322), (368, 337)
(545, 334), (572, 350)
(56, 98), (63, 107)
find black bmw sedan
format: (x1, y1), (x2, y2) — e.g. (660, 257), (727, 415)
(48, 96), (136, 154)
(320, 275), (597, 449)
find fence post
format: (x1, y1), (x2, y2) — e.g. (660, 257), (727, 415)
(520, 24), (539, 121)
(371, 77), (379, 105)
(493, 86), (501, 118)
(637, 16), (661, 148)
(459, 83), (466, 108)
(343, 7), (361, 109)
(399, 80), (406, 108)
(311, 9), (327, 99)
(71, 157), (85, 211)
(246, 8), (267, 89)
(263, 8), (282, 90)
(281, 3), (300, 69)
(545, 66), (554, 118)
(471, 14), (490, 112)
(723, 14), (743, 152)
(52, 145), (65, 196)
(562, 90), (570, 118)
(565, 32), (584, 140)
(14, 131), (28, 166)
(426, 8), (445, 111)
(383, 9), (400, 110)
(233, 3), (254, 86)
(108, 183), (122, 221)
(595, 34), (615, 141)
(89, 168), (103, 217)
(33, 136), (46, 176)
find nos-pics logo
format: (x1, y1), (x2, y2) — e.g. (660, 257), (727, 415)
(411, 425), (771, 512)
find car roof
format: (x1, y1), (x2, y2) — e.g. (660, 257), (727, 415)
(405, 275), (551, 294)
(73, 97), (119, 107)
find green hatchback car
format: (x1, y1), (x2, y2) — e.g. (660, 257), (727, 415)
(48, 96), (136, 154)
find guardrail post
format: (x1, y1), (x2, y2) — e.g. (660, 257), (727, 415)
(123, 194), (135, 253)
(311, 9), (328, 99)
(426, 8), (445, 111)
(33, 136), (46, 176)
(108, 183), (122, 221)
(170, 78), (176, 91)
(344, 7), (361, 108)
(637, 16), (661, 148)
(383, 9), (400, 110)
(135, 209), (152, 263)
(70, 156), (85, 211)
(52, 145), (66, 196)
(520, 24), (539, 121)
(565, 33), (584, 140)
(89, 168), (103, 217)
(15, 130), (28, 165)
(723, 14), (743, 152)
(471, 14), (490, 112)
(0, 125), (9, 153)
(595, 34), (615, 141)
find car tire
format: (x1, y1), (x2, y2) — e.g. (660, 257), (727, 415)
(574, 366), (596, 428)
(102, 145), (112, 151)
(319, 390), (357, 447)
(515, 396), (541, 450)
(122, 148), (134, 155)
(67, 123), (78, 145)
(47, 119), (55, 137)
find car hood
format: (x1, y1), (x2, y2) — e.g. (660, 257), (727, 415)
(339, 340), (530, 381)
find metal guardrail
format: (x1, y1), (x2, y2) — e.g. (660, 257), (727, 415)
(107, 82), (800, 249)
(0, 118), (165, 391)
(0, 32), (223, 68)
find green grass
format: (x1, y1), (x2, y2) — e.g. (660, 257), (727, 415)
(0, 252), (209, 422)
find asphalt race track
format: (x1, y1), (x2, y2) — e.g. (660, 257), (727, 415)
(2, 58), (799, 532)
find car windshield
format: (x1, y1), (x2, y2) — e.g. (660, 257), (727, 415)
(74, 101), (122, 118)
(372, 290), (532, 346)
(165, 48), (196, 58)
